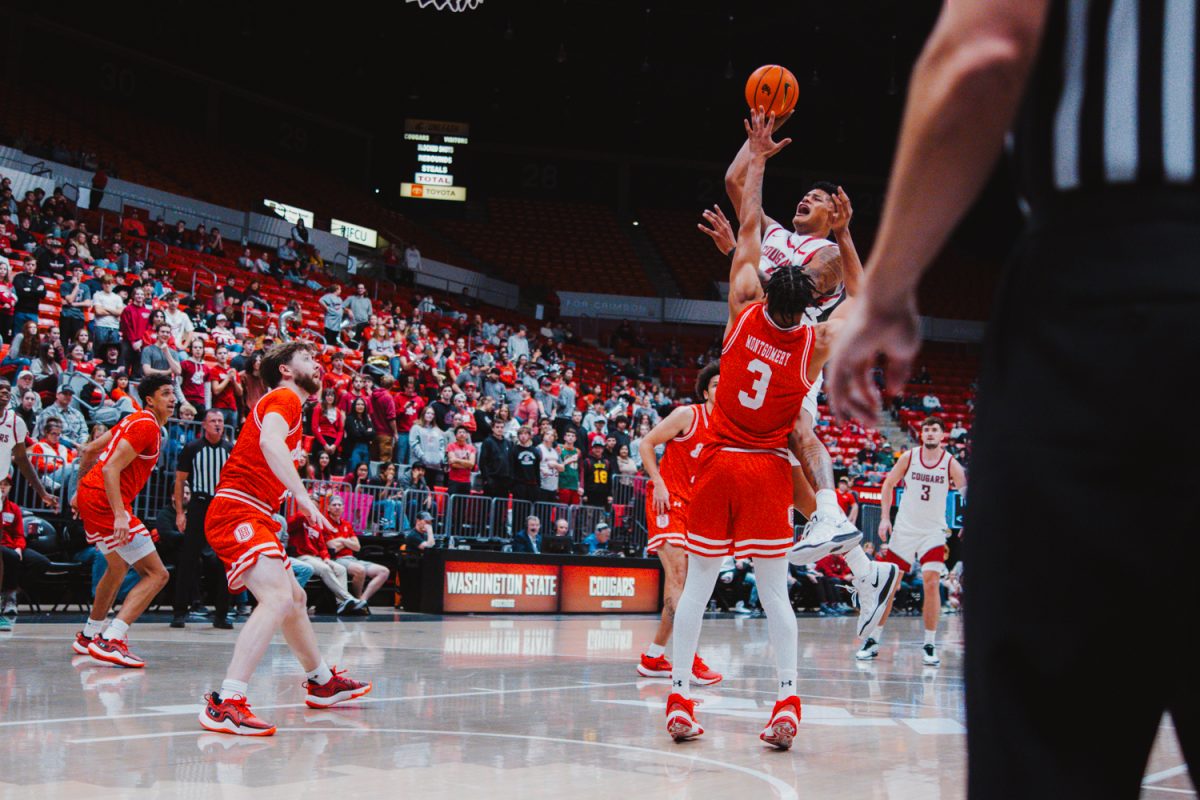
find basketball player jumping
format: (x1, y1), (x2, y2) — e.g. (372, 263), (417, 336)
(857, 416), (966, 666)
(667, 107), (880, 749)
(71, 375), (177, 668)
(199, 342), (370, 736)
(635, 361), (722, 686)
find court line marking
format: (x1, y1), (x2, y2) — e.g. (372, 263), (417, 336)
(0, 681), (641, 730)
(70, 727), (800, 800)
(1142, 786), (1196, 795)
(1145, 765), (1192, 785)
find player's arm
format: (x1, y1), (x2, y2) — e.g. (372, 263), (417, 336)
(342, 534), (361, 553)
(828, 0), (1049, 420)
(639, 405), (696, 515)
(173, 467), (189, 534)
(727, 109), (791, 334)
(74, 429), (114, 481)
(949, 457), (968, 501)
(261, 412), (334, 532)
(99, 439), (139, 544)
(11, 442), (59, 509)
(724, 111), (792, 235)
(878, 452), (911, 540)
(821, 187), (866, 297)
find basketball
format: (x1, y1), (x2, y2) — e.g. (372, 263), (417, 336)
(745, 64), (798, 116)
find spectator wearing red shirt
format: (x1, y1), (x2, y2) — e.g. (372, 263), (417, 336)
(1, 476), (51, 614)
(835, 477), (860, 525)
(369, 374), (398, 462)
(180, 338), (210, 414)
(312, 388), (345, 468)
(285, 515), (363, 615)
(322, 352), (352, 398)
(118, 285), (153, 377)
(324, 495), (390, 606)
(209, 345), (243, 428)
(337, 373), (371, 415)
(445, 426), (477, 495)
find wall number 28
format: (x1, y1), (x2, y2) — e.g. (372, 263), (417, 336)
(737, 359), (773, 410)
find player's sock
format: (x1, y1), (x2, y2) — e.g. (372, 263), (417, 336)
(924, 629), (936, 647)
(82, 617), (107, 638)
(844, 546), (871, 578)
(815, 489), (843, 519)
(754, 558), (799, 700)
(646, 643), (666, 658)
(220, 679), (249, 701)
(103, 619), (130, 641)
(307, 660), (334, 686)
(670, 555), (724, 699)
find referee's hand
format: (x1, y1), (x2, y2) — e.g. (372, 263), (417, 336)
(828, 291), (920, 422)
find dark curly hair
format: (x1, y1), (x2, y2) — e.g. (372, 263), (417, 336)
(695, 361), (720, 402)
(764, 266), (818, 328)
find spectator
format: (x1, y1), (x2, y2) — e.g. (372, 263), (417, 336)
(323, 495), (389, 606)
(403, 510), (437, 552)
(445, 425), (477, 495)
(582, 522), (613, 555)
(118, 286), (152, 376)
(312, 388), (345, 469)
(372, 463), (405, 532)
(319, 284), (346, 345)
(509, 426), (541, 502)
(345, 284), (373, 340)
(515, 386), (540, 429)
(582, 440), (614, 508)
(10, 370), (40, 413)
(29, 418), (76, 482)
(0, 477), (51, 616)
(555, 429), (582, 505)
(208, 345), (242, 428)
(34, 385), (87, 448)
(479, 419), (514, 498)
(291, 218), (310, 247)
(285, 515), (366, 615)
(276, 238), (300, 272)
(507, 325), (530, 362)
(31, 339), (65, 380)
(253, 250), (273, 277)
(57, 265), (92, 348)
(511, 516), (542, 554)
(11, 257), (44, 332)
(835, 476), (860, 525)
(404, 242), (421, 273)
(342, 397), (375, 473)
(0, 261), (15, 342)
(206, 228), (226, 257)
(140, 323), (181, 380)
(410, 405), (447, 485)
(537, 428), (563, 502)
(90, 275), (124, 355)
(3, 320), (40, 370)
(615, 444), (637, 476)
(922, 393), (943, 412)
(180, 338), (210, 414)
(366, 374), (397, 463)
(308, 450), (336, 482)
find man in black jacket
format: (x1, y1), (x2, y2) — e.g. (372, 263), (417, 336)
(582, 440), (615, 508)
(12, 256), (46, 331)
(509, 426), (541, 503)
(510, 516), (542, 554)
(478, 420), (513, 498)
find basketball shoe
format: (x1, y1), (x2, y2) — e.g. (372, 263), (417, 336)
(87, 636), (146, 668)
(665, 693), (703, 742)
(759, 696), (802, 750)
(637, 654), (723, 685)
(199, 692), (277, 736)
(691, 655), (723, 686)
(789, 513), (861, 564)
(852, 561), (900, 639)
(72, 631), (96, 655)
(923, 644), (941, 666)
(303, 667), (373, 708)
(855, 638), (880, 660)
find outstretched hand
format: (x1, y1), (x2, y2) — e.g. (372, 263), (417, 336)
(698, 204), (736, 255)
(826, 291), (922, 422)
(745, 107), (792, 159)
(829, 187), (853, 236)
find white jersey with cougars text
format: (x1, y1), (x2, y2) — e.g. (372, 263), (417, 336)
(758, 223), (844, 324)
(895, 447), (952, 533)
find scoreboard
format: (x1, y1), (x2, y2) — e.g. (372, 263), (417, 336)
(400, 118), (469, 202)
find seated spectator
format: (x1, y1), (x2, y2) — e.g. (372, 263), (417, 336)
(29, 416), (76, 476)
(922, 393), (943, 412)
(205, 228), (226, 257)
(0, 477), (51, 616)
(324, 495), (389, 607)
(372, 463), (405, 532)
(276, 238), (300, 271)
(511, 515), (542, 554)
(34, 385), (87, 449)
(285, 514), (366, 615)
(403, 510), (437, 551)
(3, 319), (41, 369)
(31, 340), (66, 380)
(582, 521), (614, 555)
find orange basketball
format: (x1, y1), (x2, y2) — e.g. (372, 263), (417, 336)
(745, 64), (798, 116)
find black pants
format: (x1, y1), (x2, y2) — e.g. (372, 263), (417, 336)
(60, 316), (85, 350)
(483, 477), (511, 499)
(511, 483), (538, 503)
(965, 219), (1200, 799)
(0, 547), (50, 592)
(172, 496), (230, 618)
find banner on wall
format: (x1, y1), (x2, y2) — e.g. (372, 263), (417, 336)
(442, 561), (560, 613)
(557, 292), (662, 321)
(560, 564), (661, 613)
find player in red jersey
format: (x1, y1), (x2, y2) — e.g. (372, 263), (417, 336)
(198, 342), (371, 736)
(71, 375), (176, 668)
(635, 360), (721, 686)
(665, 108), (895, 750)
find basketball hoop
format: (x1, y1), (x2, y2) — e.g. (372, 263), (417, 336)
(405, 0), (483, 11)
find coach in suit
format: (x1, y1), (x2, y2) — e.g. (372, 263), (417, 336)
(510, 516), (542, 555)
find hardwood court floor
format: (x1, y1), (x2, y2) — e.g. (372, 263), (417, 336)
(0, 614), (1192, 799)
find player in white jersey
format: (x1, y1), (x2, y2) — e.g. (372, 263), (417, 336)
(0, 379), (59, 505)
(856, 417), (967, 666)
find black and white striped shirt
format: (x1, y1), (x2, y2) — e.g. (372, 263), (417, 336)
(1014, 0), (1198, 212)
(177, 436), (232, 497)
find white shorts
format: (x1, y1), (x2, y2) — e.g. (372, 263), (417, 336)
(883, 524), (949, 575)
(95, 530), (157, 565)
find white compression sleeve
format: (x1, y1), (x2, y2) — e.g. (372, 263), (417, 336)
(669, 554), (725, 698)
(753, 557), (799, 699)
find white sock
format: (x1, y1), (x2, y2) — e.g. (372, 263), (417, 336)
(845, 546), (871, 578)
(753, 558), (799, 701)
(815, 489), (842, 518)
(670, 555), (725, 699)
(307, 660), (333, 686)
(646, 643), (665, 658)
(924, 629), (936, 647)
(220, 679), (249, 701)
(103, 619), (130, 641)
(83, 617), (107, 638)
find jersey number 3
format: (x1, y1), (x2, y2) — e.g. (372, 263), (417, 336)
(738, 359), (773, 410)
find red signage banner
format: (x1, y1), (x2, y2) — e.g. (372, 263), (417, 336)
(443, 561), (560, 613)
(560, 564), (661, 613)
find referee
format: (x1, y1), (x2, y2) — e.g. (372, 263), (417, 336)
(171, 409), (232, 629)
(829, 2), (1197, 798)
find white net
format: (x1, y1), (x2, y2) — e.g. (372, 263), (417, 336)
(405, 0), (484, 10)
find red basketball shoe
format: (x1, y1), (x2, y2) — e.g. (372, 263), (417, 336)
(72, 631), (96, 655)
(759, 696), (802, 750)
(198, 692), (277, 736)
(665, 693), (704, 742)
(637, 652), (672, 678)
(691, 654), (723, 686)
(87, 636), (146, 668)
(303, 667), (373, 708)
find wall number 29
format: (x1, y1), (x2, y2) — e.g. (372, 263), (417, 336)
(737, 359), (773, 410)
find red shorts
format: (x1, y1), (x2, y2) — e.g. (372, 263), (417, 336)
(646, 485), (688, 555)
(557, 488), (581, 505)
(205, 497), (291, 592)
(77, 486), (147, 552)
(686, 448), (795, 559)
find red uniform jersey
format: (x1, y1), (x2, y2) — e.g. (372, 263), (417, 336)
(710, 301), (816, 452)
(329, 518), (357, 559)
(213, 387), (304, 516)
(649, 403), (710, 504)
(287, 515), (332, 559)
(78, 409), (162, 504)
